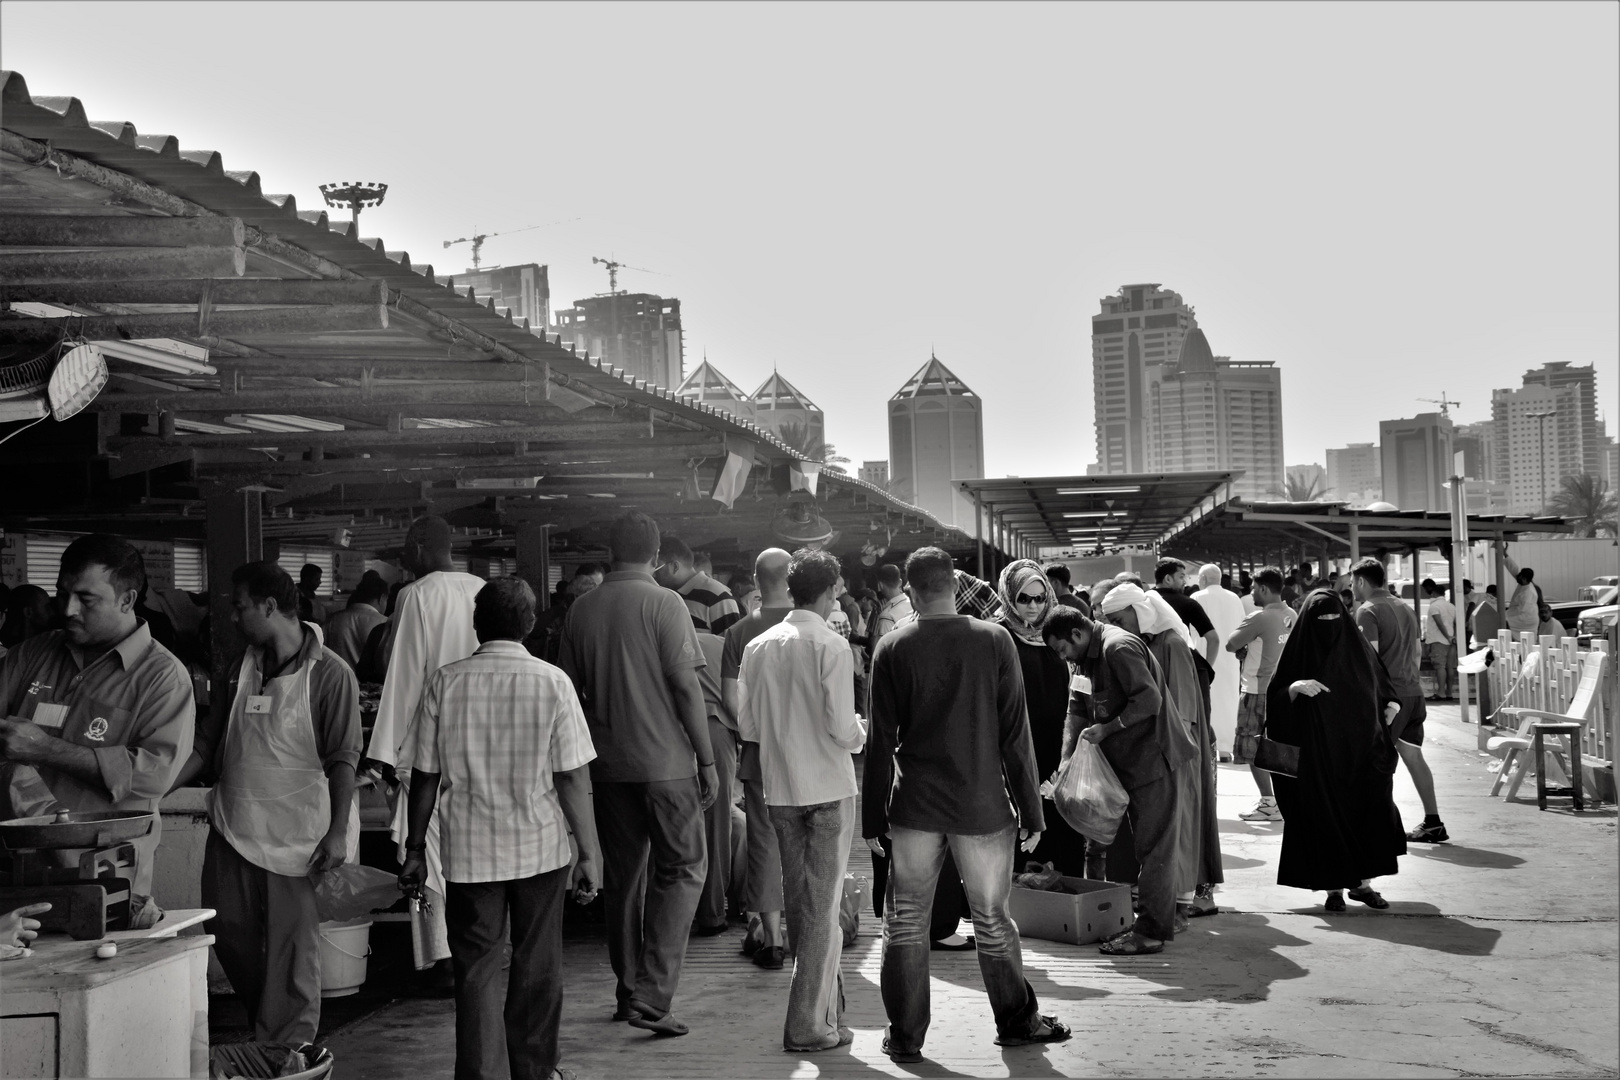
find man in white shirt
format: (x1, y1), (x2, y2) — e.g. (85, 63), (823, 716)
(369, 516), (486, 978)
(738, 549), (866, 1054)
(871, 564), (915, 646)
(400, 577), (601, 1080)
(1191, 564), (1245, 760)
(1502, 555), (1541, 633)
(1422, 579), (1457, 700)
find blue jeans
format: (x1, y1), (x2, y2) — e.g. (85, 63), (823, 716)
(881, 825), (1040, 1052)
(770, 797), (855, 1050)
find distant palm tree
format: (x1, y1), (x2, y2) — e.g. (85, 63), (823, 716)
(1268, 467), (1330, 503)
(775, 421), (850, 475)
(1547, 473), (1619, 537)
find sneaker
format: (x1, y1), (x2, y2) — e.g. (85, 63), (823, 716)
(1239, 800), (1282, 822)
(1406, 820), (1449, 843)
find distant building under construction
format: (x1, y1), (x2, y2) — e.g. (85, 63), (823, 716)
(555, 292), (684, 389)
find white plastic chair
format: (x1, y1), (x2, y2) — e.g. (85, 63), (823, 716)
(1489, 651), (1607, 801)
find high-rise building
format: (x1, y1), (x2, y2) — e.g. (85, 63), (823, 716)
(1091, 283), (1196, 474)
(750, 372), (824, 451)
(444, 263), (551, 330)
(858, 460), (889, 488)
(888, 355), (984, 531)
(673, 360), (755, 425)
(1326, 443), (1382, 505)
(1605, 440), (1619, 488)
(1453, 420), (1497, 483)
(1378, 413), (1456, 512)
(554, 292), (683, 389)
(1520, 362), (1602, 477)
(1144, 327), (1284, 501)
(1491, 385), (1584, 513)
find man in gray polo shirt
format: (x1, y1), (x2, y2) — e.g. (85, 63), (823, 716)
(1352, 558), (1448, 844)
(560, 511), (718, 1037)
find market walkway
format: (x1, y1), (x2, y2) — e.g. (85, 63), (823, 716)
(324, 707), (1619, 1078)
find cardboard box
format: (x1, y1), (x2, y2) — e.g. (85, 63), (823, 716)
(1009, 877), (1133, 945)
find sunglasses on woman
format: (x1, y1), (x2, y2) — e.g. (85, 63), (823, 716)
(1014, 593), (1046, 606)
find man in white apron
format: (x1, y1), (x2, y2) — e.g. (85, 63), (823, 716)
(176, 561), (360, 1047)
(368, 515), (483, 978)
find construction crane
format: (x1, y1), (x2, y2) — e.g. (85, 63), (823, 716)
(1418, 392), (1462, 417)
(442, 217), (581, 270)
(591, 255), (659, 295)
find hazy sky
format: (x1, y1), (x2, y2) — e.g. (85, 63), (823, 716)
(5, 2), (1616, 478)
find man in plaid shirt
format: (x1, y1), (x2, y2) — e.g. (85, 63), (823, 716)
(401, 577), (601, 1080)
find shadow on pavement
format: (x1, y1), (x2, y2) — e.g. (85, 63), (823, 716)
(1305, 902), (1502, 956)
(1221, 853), (1266, 870)
(1101, 912), (1310, 1004)
(1405, 844), (1526, 870)
(1219, 819), (1282, 836)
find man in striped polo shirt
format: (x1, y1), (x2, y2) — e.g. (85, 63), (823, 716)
(656, 536), (742, 634)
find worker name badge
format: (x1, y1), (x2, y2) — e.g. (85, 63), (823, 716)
(32, 702), (70, 730)
(1070, 673), (1093, 695)
(245, 695), (274, 716)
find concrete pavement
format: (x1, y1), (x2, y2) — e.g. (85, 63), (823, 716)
(324, 706), (1619, 1078)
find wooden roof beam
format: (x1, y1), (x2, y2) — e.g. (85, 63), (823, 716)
(0, 246), (244, 282)
(91, 384), (602, 415)
(1, 304), (386, 340)
(106, 421), (668, 451)
(0, 212), (244, 248)
(2, 278), (389, 306)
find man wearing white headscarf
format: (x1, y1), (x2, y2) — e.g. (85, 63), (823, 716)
(1191, 566), (1245, 760)
(1095, 584), (1222, 928)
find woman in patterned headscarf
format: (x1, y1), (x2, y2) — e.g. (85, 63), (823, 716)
(997, 559), (1087, 875)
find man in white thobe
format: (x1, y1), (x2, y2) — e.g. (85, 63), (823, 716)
(1191, 565), (1246, 758)
(368, 516), (484, 975)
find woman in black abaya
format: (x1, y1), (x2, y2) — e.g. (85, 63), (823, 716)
(1265, 588), (1407, 911)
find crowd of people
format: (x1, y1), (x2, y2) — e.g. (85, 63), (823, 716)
(0, 522), (1537, 1079)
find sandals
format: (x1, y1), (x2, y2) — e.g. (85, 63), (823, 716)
(1347, 887), (1390, 909)
(626, 1007), (690, 1037)
(996, 1014), (1073, 1047)
(1324, 891), (1346, 912)
(1098, 929), (1164, 955)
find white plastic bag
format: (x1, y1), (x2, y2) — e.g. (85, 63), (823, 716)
(1053, 740), (1130, 845)
(313, 863), (400, 923)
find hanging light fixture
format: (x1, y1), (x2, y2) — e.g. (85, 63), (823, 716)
(47, 343), (108, 421)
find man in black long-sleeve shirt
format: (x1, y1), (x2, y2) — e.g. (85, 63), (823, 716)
(1044, 606), (1195, 955)
(864, 547), (1069, 1064)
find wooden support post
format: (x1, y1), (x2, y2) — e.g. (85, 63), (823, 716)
(1349, 522), (1361, 563)
(516, 521), (552, 610)
(203, 485), (262, 713)
(974, 492), (984, 579)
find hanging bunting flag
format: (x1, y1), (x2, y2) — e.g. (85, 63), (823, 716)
(788, 459), (821, 498)
(711, 438), (756, 508)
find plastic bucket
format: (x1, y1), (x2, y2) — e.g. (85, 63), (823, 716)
(318, 917), (372, 997)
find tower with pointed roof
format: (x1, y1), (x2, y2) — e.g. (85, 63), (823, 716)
(674, 360), (756, 424)
(1147, 327), (1284, 501)
(751, 371), (825, 450)
(888, 354), (984, 530)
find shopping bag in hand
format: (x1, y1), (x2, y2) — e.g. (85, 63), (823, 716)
(312, 863), (400, 923)
(839, 874), (867, 948)
(1053, 740), (1130, 845)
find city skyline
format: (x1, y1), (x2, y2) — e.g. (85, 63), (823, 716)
(3, 3), (1614, 482)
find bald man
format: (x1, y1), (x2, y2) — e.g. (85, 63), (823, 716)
(721, 548), (794, 967)
(369, 516), (487, 980)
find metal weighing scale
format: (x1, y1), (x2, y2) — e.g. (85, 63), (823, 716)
(0, 810), (153, 939)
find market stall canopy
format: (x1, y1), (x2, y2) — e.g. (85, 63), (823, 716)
(952, 472), (1240, 553)
(0, 69), (973, 562)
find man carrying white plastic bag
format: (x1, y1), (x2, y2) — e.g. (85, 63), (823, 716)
(1041, 607), (1196, 956)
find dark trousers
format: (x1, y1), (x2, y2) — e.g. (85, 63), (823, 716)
(444, 866), (568, 1080)
(595, 777), (707, 1014)
(697, 720), (739, 928)
(740, 743), (784, 913)
(201, 831), (322, 1047)
(1123, 770), (1181, 941)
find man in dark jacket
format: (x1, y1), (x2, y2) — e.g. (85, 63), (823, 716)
(864, 547), (1068, 1063)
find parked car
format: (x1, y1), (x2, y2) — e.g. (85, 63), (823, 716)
(1577, 576), (1620, 602)
(1577, 602), (1618, 646)
(1549, 585), (1618, 633)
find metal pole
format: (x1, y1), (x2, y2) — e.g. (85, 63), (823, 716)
(974, 492), (984, 579)
(1349, 522), (1361, 563)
